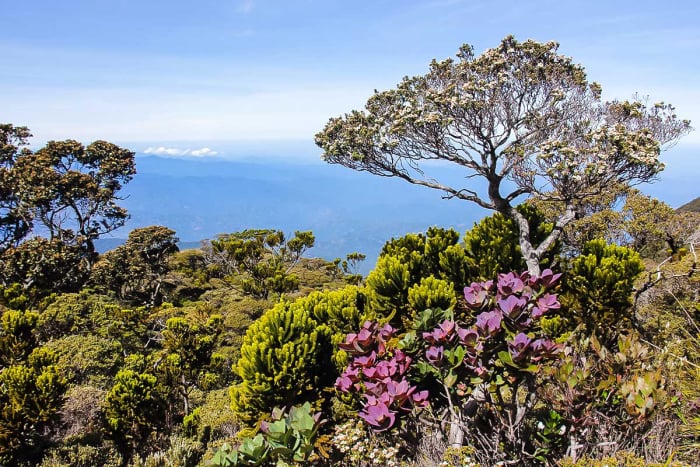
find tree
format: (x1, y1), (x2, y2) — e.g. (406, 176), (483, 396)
(13, 139), (136, 260)
(0, 124), (33, 252)
(91, 226), (179, 306)
(203, 229), (315, 299)
(156, 306), (223, 415)
(0, 237), (91, 295)
(1, 126), (135, 270)
(620, 190), (700, 257)
(315, 36), (691, 275)
(464, 203), (559, 280)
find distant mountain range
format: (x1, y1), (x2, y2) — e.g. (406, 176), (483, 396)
(102, 155), (486, 272)
(100, 151), (699, 273)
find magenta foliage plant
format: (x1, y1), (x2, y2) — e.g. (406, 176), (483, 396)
(410, 269), (565, 458)
(335, 270), (566, 461)
(335, 321), (428, 432)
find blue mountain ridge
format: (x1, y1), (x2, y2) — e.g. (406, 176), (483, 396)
(101, 146), (698, 274)
(104, 155), (485, 273)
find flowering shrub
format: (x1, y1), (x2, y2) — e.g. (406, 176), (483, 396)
(329, 419), (402, 466)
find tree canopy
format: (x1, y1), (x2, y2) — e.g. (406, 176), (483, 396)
(0, 125), (135, 297)
(0, 124), (135, 264)
(315, 36), (691, 274)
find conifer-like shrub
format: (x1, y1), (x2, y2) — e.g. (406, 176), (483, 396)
(230, 286), (369, 424)
(407, 276), (457, 315)
(464, 203), (559, 280)
(560, 239), (644, 342)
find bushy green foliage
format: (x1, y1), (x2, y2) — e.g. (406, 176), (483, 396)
(0, 346), (67, 465)
(44, 334), (123, 387)
(190, 388), (239, 444)
(91, 226), (179, 306)
(166, 249), (212, 304)
(365, 210), (555, 328)
(0, 308), (39, 366)
(1, 128), (136, 301)
(464, 203), (559, 280)
(230, 298), (334, 424)
(560, 239), (644, 341)
(128, 435), (203, 467)
(378, 226), (466, 285)
(158, 305), (224, 414)
(230, 285), (368, 424)
(542, 333), (672, 461)
(0, 282), (29, 310)
(366, 226), (468, 322)
(303, 286), (372, 370)
(407, 276), (456, 314)
(37, 292), (149, 354)
(205, 229), (315, 300)
(38, 442), (122, 467)
(104, 369), (165, 462)
(0, 238), (91, 297)
(365, 255), (412, 318)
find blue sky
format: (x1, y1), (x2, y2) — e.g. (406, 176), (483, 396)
(2, 0), (699, 161)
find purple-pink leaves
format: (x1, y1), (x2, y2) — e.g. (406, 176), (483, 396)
(359, 399), (396, 431)
(532, 293), (561, 318)
(497, 271), (527, 295)
(338, 321), (397, 357)
(475, 310), (502, 337)
(508, 332), (532, 362)
(422, 319), (456, 344)
(530, 338), (562, 362)
(426, 345), (444, 365)
(457, 327), (480, 347)
(497, 295), (528, 319)
(336, 323), (426, 432)
(533, 269), (562, 289)
(463, 281), (493, 309)
(335, 269), (565, 434)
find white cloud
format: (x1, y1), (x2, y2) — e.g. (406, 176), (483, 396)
(143, 146), (219, 157)
(144, 146), (188, 156)
(190, 147), (218, 156)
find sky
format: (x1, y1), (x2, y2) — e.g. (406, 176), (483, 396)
(2, 0), (699, 163)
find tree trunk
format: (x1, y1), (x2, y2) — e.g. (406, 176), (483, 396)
(509, 203), (578, 276)
(509, 206), (542, 276)
(448, 410), (465, 447)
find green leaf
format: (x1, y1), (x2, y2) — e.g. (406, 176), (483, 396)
(444, 370), (458, 388)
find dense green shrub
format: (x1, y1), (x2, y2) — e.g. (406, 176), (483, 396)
(104, 369), (166, 462)
(230, 285), (369, 425)
(0, 346), (67, 466)
(560, 239), (644, 342)
(464, 203), (559, 280)
(229, 298), (334, 424)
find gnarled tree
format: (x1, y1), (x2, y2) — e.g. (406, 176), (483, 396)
(0, 124), (33, 252)
(315, 36), (691, 275)
(203, 229), (315, 299)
